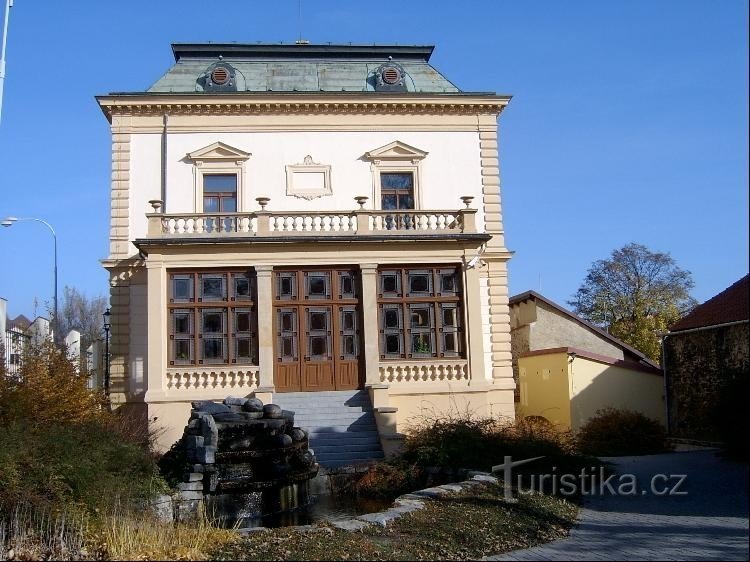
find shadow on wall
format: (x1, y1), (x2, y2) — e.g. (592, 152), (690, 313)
(569, 363), (665, 431)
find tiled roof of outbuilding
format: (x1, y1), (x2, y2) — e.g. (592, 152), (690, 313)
(670, 275), (749, 332)
(144, 43), (463, 94)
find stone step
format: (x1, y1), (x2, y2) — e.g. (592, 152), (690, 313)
(317, 451), (385, 462)
(309, 430), (380, 439)
(312, 443), (384, 454)
(287, 410), (373, 421)
(270, 390), (383, 467)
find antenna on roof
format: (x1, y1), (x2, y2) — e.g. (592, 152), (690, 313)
(295, 0), (310, 45)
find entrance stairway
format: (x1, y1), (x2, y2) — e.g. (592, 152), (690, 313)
(271, 389), (384, 468)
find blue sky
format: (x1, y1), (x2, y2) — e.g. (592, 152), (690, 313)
(0, 0), (747, 319)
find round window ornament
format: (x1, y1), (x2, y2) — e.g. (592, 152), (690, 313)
(382, 66), (401, 85)
(211, 67), (230, 85)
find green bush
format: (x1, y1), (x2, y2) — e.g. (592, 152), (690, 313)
(362, 411), (603, 498)
(400, 412), (582, 472)
(577, 408), (667, 456)
(0, 420), (166, 512)
(0, 342), (167, 513)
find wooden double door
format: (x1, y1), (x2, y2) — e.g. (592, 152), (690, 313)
(273, 267), (363, 392)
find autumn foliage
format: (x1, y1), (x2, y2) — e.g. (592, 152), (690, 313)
(0, 341), (107, 426)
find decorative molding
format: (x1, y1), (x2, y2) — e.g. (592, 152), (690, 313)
(98, 96), (510, 121)
(363, 140), (428, 163)
(186, 141), (251, 165)
(285, 155), (333, 200)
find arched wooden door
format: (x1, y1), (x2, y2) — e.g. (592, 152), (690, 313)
(273, 267), (363, 392)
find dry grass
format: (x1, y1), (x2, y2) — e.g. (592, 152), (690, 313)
(1, 503), (239, 561)
(0, 504), (89, 560)
(97, 505), (238, 561)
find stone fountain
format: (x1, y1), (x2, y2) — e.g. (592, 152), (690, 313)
(159, 395), (319, 526)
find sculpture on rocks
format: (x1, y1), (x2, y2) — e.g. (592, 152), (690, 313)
(159, 395), (319, 525)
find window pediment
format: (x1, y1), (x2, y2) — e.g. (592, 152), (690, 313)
(187, 142), (251, 165)
(363, 141), (428, 164)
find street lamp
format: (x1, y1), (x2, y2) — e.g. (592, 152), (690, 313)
(1, 216), (58, 339)
(103, 307), (111, 408)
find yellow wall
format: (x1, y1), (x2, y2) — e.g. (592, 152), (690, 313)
(569, 357), (665, 430)
(516, 352), (572, 428)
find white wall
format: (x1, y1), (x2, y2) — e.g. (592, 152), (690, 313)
(128, 130), (485, 240)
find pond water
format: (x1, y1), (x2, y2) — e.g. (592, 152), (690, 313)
(255, 491), (392, 529)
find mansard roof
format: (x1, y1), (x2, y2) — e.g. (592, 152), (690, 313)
(141, 42), (465, 95)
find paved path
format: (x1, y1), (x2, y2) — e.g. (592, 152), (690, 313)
(487, 450), (749, 561)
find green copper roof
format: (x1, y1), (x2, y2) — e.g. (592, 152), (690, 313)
(146, 43), (462, 94)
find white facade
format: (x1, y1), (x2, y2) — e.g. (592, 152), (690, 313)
(98, 43), (516, 453)
(128, 131), (485, 241)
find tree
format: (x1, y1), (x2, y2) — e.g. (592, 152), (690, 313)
(57, 286), (108, 351)
(569, 243), (697, 362)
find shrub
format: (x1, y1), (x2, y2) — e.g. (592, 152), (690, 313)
(400, 411), (581, 472)
(577, 408), (667, 456)
(351, 461), (423, 499)
(0, 420), (167, 512)
(0, 341), (166, 513)
(0, 341), (107, 427)
(354, 410), (603, 499)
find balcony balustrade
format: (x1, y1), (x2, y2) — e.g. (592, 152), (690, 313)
(146, 197), (478, 238)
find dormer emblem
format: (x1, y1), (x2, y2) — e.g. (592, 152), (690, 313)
(198, 61), (238, 93)
(374, 62), (408, 92)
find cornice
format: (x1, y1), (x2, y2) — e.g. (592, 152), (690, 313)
(96, 93), (511, 122)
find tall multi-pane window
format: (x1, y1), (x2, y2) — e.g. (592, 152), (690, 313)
(203, 174), (237, 212)
(377, 266), (464, 359)
(168, 269), (257, 366)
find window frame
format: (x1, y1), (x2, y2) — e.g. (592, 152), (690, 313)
(363, 141), (428, 211)
(186, 142), (251, 214)
(168, 268), (258, 367)
(377, 265), (464, 360)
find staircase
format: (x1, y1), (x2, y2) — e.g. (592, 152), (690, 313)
(272, 389), (384, 468)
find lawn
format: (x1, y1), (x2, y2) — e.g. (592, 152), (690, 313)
(213, 482), (578, 561)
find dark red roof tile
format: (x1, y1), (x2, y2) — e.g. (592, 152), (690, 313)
(670, 275), (749, 331)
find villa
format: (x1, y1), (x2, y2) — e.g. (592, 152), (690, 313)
(96, 43), (514, 462)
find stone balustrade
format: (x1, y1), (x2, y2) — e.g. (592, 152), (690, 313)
(147, 207), (476, 237)
(378, 360), (469, 384)
(165, 367), (259, 394)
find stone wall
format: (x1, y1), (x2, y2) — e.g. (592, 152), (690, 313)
(665, 322), (749, 440)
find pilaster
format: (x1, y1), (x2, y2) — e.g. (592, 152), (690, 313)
(486, 259), (514, 383)
(144, 257), (167, 401)
(109, 131), (131, 258)
(360, 263), (381, 386)
(255, 265), (275, 392)
(463, 259), (487, 385)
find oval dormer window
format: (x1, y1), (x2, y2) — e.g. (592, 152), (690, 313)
(211, 66), (230, 85)
(382, 66), (401, 85)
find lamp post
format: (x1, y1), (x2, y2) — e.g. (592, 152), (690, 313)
(1, 216), (58, 339)
(102, 307), (111, 409)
